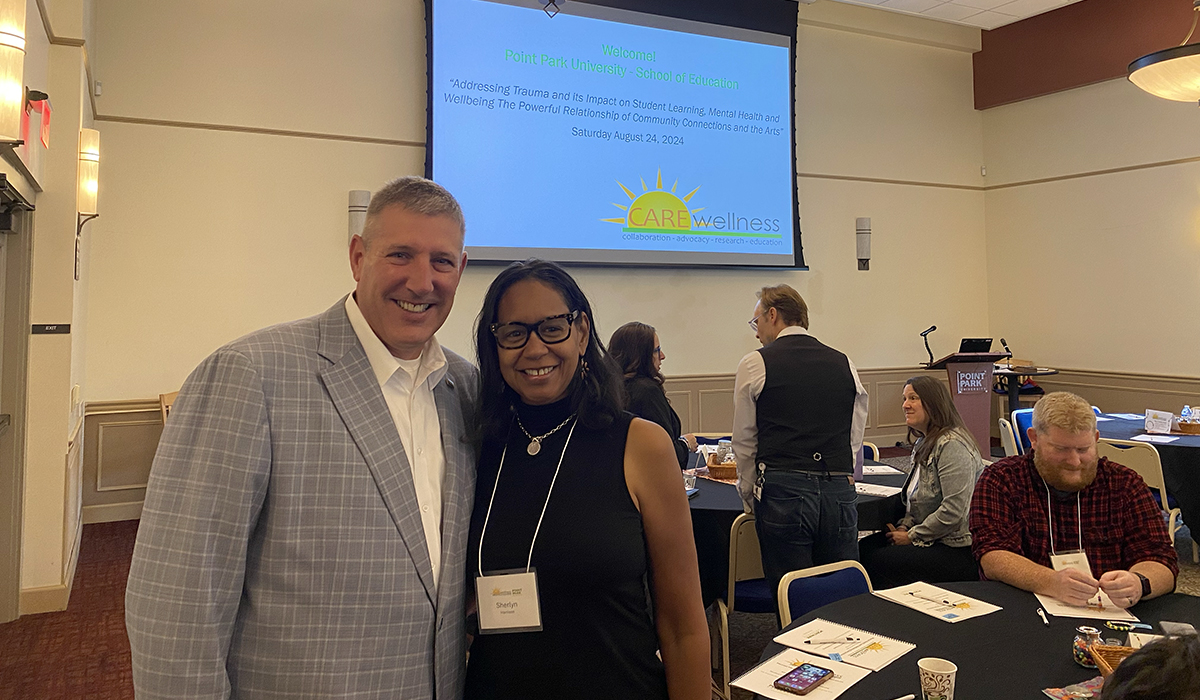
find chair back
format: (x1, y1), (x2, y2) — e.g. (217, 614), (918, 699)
(1096, 439), (1170, 507)
(777, 561), (873, 627)
(1092, 406), (1102, 416)
(861, 441), (879, 462)
(1012, 408), (1035, 453)
(998, 417), (1020, 457)
(728, 513), (764, 591)
(160, 391), (180, 425)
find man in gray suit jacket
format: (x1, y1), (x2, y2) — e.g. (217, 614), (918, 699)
(126, 177), (477, 699)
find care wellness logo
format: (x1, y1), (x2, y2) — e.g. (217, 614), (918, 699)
(601, 169), (785, 245)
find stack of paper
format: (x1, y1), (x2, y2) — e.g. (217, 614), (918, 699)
(773, 618), (915, 671)
(863, 464), (903, 476)
(732, 649), (870, 700)
(873, 582), (1002, 622)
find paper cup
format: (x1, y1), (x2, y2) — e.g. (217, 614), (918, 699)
(918, 657), (957, 700)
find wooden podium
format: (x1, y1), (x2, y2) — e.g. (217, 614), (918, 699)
(926, 352), (1010, 453)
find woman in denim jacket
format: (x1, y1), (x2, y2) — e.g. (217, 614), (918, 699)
(860, 375), (984, 589)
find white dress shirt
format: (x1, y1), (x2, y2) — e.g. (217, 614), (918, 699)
(345, 295), (448, 590)
(731, 325), (869, 510)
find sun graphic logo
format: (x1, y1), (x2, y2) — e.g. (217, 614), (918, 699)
(602, 169), (704, 233)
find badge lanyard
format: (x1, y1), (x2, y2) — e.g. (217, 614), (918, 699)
(1043, 479), (1083, 557)
(478, 418), (579, 576)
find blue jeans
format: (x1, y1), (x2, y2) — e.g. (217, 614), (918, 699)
(754, 469), (859, 598)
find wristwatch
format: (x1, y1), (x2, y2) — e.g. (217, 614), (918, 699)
(1134, 572), (1151, 599)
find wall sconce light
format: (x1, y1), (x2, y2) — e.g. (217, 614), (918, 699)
(0, 0), (24, 143)
(75, 128), (100, 281)
(856, 217), (871, 271)
(348, 189), (370, 244)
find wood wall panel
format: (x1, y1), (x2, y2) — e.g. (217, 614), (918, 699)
(82, 368), (1200, 522)
(974, 0), (1192, 109)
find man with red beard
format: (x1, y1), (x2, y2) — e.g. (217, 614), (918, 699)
(970, 392), (1177, 608)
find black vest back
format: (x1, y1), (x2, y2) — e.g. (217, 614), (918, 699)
(755, 333), (857, 473)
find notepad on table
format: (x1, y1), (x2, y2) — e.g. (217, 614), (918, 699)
(873, 581), (1002, 623)
(1035, 592), (1139, 622)
(863, 464), (903, 476)
(854, 483), (901, 498)
(773, 618), (914, 672)
(732, 649), (870, 700)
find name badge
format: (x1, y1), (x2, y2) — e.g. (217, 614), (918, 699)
(1050, 550), (1092, 577)
(476, 569), (542, 635)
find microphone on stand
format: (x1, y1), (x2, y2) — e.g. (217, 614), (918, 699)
(920, 325), (936, 366)
(1000, 337), (1013, 367)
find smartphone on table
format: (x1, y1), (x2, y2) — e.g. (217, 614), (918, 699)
(773, 663), (834, 695)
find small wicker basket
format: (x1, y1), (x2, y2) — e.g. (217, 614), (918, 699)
(705, 453), (738, 480)
(1091, 643), (1137, 677)
(1176, 422), (1200, 435)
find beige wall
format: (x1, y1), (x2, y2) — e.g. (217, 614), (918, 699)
(983, 78), (1200, 378)
(86, 0), (989, 404)
(20, 0), (95, 602)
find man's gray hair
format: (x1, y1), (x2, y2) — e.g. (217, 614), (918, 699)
(363, 176), (465, 245)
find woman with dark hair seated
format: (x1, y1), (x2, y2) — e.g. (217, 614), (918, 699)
(1100, 634), (1200, 700)
(859, 375), (984, 589)
(465, 259), (709, 700)
(609, 321), (696, 470)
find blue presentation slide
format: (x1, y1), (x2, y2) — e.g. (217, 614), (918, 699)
(431, 0), (796, 264)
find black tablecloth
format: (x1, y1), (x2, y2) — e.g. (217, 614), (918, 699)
(689, 462), (908, 608)
(1098, 415), (1200, 537)
(757, 581), (1200, 699)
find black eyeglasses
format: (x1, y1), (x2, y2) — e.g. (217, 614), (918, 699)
(490, 311), (578, 350)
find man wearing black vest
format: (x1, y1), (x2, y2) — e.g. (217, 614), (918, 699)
(732, 284), (868, 597)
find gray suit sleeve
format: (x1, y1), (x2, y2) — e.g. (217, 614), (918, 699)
(126, 349), (271, 699)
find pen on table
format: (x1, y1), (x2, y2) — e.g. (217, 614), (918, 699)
(887, 694), (915, 700)
(908, 592), (954, 607)
(1037, 608), (1049, 627)
(803, 636), (861, 644)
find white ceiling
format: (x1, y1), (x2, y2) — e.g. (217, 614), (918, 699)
(830, 0), (1085, 31)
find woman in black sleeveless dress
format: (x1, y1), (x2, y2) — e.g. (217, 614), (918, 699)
(466, 260), (709, 700)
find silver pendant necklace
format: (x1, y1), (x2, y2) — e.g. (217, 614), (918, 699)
(515, 412), (576, 456)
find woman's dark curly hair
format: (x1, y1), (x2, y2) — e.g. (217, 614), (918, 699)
(473, 259), (625, 443)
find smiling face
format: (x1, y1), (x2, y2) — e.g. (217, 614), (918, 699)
(902, 383), (929, 433)
(496, 279), (590, 405)
(349, 205), (466, 360)
(1030, 425), (1100, 492)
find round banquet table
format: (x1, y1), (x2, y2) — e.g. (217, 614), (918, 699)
(755, 581), (1200, 699)
(689, 464), (908, 608)
(1097, 413), (1200, 547)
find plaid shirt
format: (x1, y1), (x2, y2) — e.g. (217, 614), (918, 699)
(970, 453), (1179, 579)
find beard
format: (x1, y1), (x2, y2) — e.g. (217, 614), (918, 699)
(1033, 449), (1098, 492)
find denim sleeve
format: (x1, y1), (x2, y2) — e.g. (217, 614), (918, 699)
(909, 438), (980, 545)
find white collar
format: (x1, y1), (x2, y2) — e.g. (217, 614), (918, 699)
(344, 294), (448, 390)
(776, 325), (810, 339)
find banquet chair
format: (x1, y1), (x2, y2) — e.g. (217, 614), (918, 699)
(714, 513), (774, 699)
(1012, 408), (1034, 453)
(998, 417), (1021, 457)
(862, 441), (879, 462)
(1097, 438), (1196, 564)
(777, 561), (873, 627)
(1092, 406), (1103, 416)
(159, 391), (179, 425)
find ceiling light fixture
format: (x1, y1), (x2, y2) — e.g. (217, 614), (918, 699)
(1129, 0), (1200, 103)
